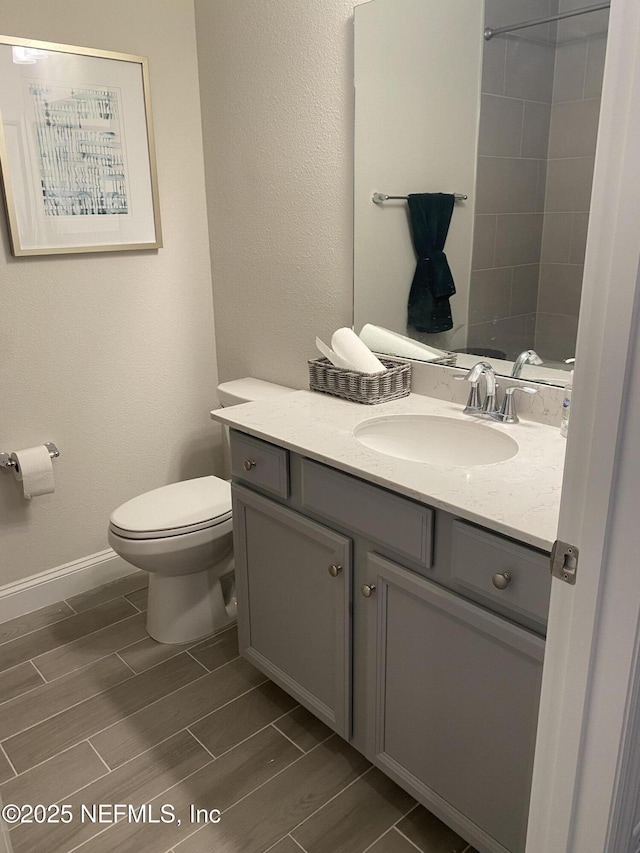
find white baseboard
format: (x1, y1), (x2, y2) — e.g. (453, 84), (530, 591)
(0, 549), (137, 624)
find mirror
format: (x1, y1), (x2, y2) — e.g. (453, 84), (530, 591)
(353, 0), (609, 384)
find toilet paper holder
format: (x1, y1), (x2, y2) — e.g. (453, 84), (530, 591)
(0, 442), (60, 472)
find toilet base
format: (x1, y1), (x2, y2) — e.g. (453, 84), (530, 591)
(146, 563), (235, 644)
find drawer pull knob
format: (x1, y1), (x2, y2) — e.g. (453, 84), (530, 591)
(328, 564), (342, 578)
(492, 572), (511, 590)
(243, 459), (257, 471)
(361, 584), (376, 598)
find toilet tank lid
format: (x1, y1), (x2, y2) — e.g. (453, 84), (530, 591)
(217, 378), (296, 407)
(110, 476), (231, 533)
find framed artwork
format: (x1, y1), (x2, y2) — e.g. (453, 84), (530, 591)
(0, 35), (162, 256)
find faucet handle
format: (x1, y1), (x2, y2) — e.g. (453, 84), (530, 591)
(454, 371), (482, 413)
(506, 386), (538, 396)
(494, 386), (537, 424)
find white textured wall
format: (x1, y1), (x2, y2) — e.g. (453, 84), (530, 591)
(0, 0), (221, 584)
(195, 0), (358, 389)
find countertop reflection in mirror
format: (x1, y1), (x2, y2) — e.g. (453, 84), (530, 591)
(353, 0), (609, 385)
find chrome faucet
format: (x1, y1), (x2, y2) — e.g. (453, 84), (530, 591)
(457, 361), (499, 416)
(511, 349), (543, 378)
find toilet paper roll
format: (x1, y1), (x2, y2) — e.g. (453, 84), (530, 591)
(10, 445), (55, 499)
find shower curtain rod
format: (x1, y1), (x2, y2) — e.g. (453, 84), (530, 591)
(484, 2), (610, 40)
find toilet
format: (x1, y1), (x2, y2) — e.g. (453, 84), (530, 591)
(108, 378), (295, 644)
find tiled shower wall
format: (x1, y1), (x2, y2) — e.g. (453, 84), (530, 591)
(536, 0), (608, 360)
(468, 0), (608, 361)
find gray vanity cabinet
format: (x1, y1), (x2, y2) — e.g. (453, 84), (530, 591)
(365, 552), (545, 853)
(232, 485), (352, 738)
(229, 430), (549, 853)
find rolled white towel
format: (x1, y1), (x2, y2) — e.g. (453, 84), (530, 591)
(315, 337), (352, 369)
(331, 327), (386, 374)
(359, 323), (447, 362)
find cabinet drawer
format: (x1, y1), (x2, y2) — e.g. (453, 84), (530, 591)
(450, 520), (551, 627)
(230, 431), (289, 498)
(301, 459), (433, 568)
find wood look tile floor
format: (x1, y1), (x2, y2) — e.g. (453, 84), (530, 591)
(0, 574), (478, 853)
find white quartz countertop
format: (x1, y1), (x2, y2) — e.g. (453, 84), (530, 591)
(211, 390), (566, 552)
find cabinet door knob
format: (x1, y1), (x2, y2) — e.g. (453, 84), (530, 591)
(243, 459), (257, 471)
(492, 572), (511, 590)
(328, 564), (342, 577)
(361, 584), (376, 598)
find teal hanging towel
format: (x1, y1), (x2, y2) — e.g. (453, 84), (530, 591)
(406, 193), (456, 334)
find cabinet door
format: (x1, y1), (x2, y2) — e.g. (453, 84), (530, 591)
(233, 485), (352, 738)
(365, 553), (544, 853)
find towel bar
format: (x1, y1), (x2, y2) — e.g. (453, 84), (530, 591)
(372, 192), (467, 204)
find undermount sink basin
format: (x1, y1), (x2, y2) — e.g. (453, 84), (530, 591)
(353, 414), (519, 467)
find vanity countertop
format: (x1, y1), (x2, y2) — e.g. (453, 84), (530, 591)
(211, 390), (566, 552)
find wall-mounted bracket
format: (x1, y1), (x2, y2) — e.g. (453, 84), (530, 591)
(550, 540), (579, 585)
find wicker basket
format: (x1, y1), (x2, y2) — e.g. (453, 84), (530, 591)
(308, 356), (411, 404)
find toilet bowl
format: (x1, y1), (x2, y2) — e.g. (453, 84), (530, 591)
(108, 476), (234, 644)
(108, 378), (295, 644)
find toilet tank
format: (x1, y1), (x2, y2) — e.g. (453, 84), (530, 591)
(217, 378), (296, 407)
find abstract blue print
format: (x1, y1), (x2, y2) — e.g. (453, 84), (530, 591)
(28, 83), (128, 216)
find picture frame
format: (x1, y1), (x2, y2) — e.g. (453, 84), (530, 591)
(0, 35), (162, 256)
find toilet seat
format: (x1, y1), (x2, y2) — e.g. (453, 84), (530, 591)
(109, 476), (232, 540)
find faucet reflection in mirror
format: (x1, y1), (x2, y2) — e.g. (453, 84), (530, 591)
(353, 0), (610, 385)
